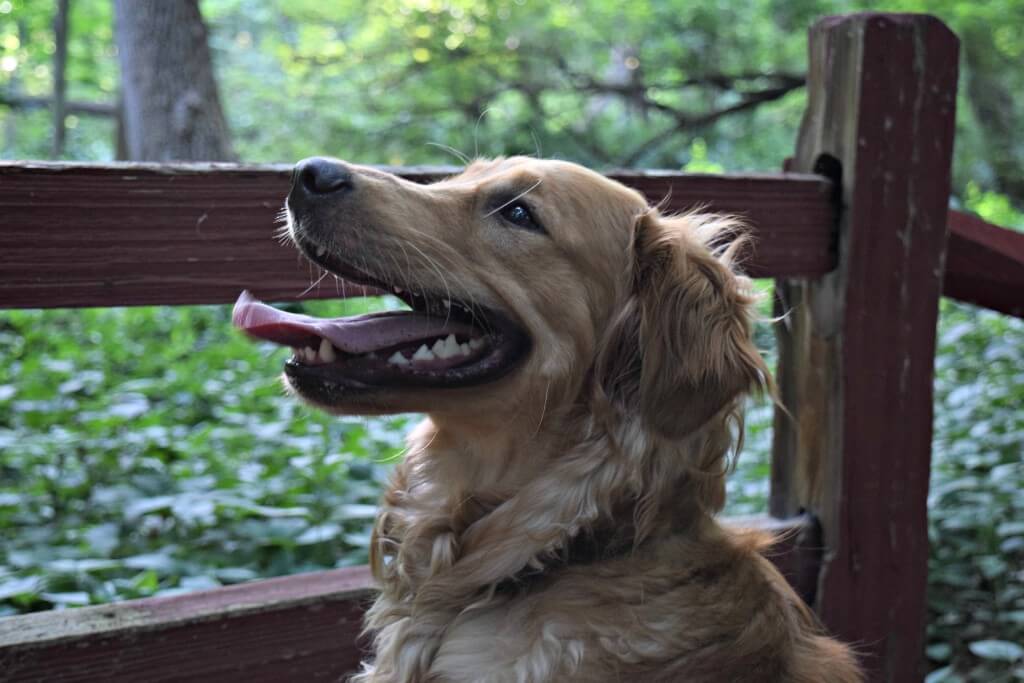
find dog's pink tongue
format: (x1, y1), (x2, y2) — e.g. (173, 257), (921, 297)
(232, 290), (473, 354)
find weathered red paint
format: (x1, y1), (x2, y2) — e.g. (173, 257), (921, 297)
(945, 209), (1024, 318)
(0, 162), (836, 309)
(773, 13), (959, 683)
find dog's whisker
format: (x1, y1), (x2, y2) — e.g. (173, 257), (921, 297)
(299, 269), (330, 298)
(402, 240), (453, 318)
(473, 107), (492, 160)
(426, 141), (470, 166)
(383, 225), (465, 267)
(483, 179), (543, 219)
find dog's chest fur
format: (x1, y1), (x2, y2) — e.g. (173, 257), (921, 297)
(351, 418), (859, 683)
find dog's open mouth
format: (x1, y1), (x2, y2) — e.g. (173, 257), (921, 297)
(232, 243), (530, 397)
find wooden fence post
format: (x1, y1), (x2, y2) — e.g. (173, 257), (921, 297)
(770, 14), (959, 682)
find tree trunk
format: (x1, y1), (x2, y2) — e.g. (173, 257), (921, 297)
(113, 0), (235, 161)
(52, 0), (69, 158)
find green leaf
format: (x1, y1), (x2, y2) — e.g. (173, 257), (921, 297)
(124, 495), (175, 519)
(0, 493), (22, 506)
(132, 570), (160, 594)
(40, 591), (91, 605)
(337, 503), (378, 519)
(968, 639), (1024, 661)
(0, 576), (41, 601)
(216, 497), (310, 518)
(213, 567), (258, 583)
(121, 553), (178, 573)
(179, 576), (221, 591)
(996, 521), (1024, 537)
(924, 666), (961, 683)
(45, 558), (121, 573)
(295, 523), (342, 545)
(927, 642), (953, 662)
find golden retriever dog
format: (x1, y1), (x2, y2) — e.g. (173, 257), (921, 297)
(233, 156), (862, 682)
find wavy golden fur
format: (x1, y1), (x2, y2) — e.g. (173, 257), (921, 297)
(283, 157), (862, 682)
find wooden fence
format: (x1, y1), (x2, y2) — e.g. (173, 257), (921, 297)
(1, 12), (1022, 683)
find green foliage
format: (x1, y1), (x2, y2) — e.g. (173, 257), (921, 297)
(0, 301), (405, 615)
(194, 0), (819, 168)
(0, 0), (117, 159)
(926, 301), (1024, 682)
(963, 181), (1024, 232)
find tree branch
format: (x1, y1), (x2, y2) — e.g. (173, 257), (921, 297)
(573, 71), (806, 98)
(0, 92), (118, 117)
(619, 81), (805, 166)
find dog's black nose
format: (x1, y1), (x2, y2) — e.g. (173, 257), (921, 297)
(292, 157), (353, 196)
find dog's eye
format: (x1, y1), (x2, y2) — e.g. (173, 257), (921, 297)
(498, 202), (543, 233)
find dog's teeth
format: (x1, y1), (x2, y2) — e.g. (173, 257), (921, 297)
(430, 334), (460, 360)
(412, 344), (435, 361)
(443, 300), (451, 309)
(303, 346), (316, 362)
(319, 338), (336, 363)
(316, 245), (326, 257)
(432, 338), (448, 358)
(469, 337), (484, 350)
(387, 351), (409, 366)
(459, 342), (470, 355)
(443, 334), (460, 357)
(394, 286), (403, 294)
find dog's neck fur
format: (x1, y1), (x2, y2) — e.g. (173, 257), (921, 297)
(364, 398), (736, 681)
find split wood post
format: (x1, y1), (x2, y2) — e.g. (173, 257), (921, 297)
(770, 14), (958, 682)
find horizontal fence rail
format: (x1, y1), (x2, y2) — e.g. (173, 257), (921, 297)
(0, 161), (838, 308)
(2, 163), (1019, 315)
(0, 514), (820, 683)
(945, 209), (1024, 317)
(0, 566), (374, 683)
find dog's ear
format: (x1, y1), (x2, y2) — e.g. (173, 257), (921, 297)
(595, 210), (769, 439)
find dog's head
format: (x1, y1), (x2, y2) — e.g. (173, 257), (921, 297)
(234, 156), (767, 438)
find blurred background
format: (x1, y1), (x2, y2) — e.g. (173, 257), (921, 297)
(0, 1), (1021, 680)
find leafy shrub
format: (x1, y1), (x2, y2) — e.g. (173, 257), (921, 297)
(925, 301), (1024, 682)
(0, 302), (404, 614)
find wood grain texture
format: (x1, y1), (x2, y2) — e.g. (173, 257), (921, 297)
(0, 161), (836, 309)
(945, 209), (1024, 317)
(771, 13), (959, 682)
(0, 515), (815, 682)
(0, 566), (374, 682)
